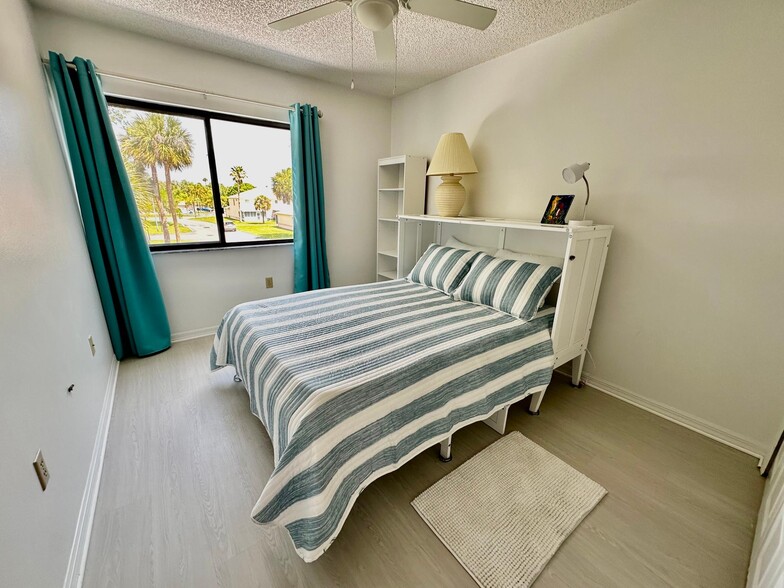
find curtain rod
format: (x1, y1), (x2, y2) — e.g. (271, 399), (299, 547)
(40, 58), (323, 118)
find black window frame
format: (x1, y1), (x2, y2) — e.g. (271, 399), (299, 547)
(107, 95), (293, 252)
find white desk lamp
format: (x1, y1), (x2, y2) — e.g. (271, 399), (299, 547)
(562, 162), (592, 227)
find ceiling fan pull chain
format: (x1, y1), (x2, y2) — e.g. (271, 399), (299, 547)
(393, 13), (399, 96)
(350, 8), (356, 90)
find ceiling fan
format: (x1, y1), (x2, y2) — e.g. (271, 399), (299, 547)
(269, 0), (497, 62)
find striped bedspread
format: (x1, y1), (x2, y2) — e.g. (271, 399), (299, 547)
(210, 279), (556, 561)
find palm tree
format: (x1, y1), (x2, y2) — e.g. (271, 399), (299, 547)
(230, 165), (247, 220)
(124, 160), (156, 241)
(271, 167), (293, 205)
(254, 194), (272, 223)
(120, 114), (171, 242)
(159, 117), (193, 242)
(119, 113), (193, 243)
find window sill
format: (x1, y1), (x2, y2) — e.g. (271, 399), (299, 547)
(150, 241), (293, 255)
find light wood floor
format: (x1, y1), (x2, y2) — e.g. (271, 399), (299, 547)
(84, 336), (764, 587)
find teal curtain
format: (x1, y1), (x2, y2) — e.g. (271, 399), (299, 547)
(289, 103), (330, 292)
(48, 52), (171, 359)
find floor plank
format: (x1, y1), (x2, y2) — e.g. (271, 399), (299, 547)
(83, 337), (764, 587)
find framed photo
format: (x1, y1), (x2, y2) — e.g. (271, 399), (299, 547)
(541, 194), (575, 225)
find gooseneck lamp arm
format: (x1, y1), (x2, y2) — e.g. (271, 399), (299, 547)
(581, 175), (590, 221)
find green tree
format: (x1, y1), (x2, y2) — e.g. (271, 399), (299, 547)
(159, 117), (193, 241)
(271, 167), (293, 205)
(124, 159), (156, 241)
(221, 182), (255, 196)
(195, 179), (213, 212)
(120, 114), (171, 242)
(254, 194), (272, 223)
(118, 113), (193, 243)
(230, 165), (247, 199)
(219, 184), (230, 208)
(109, 106), (132, 128)
(173, 179), (212, 214)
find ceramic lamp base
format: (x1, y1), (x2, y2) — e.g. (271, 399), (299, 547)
(434, 175), (466, 217)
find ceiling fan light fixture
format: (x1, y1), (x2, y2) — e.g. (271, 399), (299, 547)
(353, 0), (398, 31)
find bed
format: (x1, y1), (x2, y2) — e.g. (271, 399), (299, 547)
(211, 278), (556, 561)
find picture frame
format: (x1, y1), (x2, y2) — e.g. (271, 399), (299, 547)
(541, 194), (575, 225)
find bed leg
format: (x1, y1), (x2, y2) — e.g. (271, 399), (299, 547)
(439, 437), (452, 462)
(527, 391), (545, 416)
(571, 351), (586, 388)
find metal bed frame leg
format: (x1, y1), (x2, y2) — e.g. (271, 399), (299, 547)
(439, 437), (452, 462)
(527, 391), (545, 416)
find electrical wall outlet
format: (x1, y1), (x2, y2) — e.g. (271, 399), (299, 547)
(265, 277), (274, 289)
(88, 335), (96, 356)
(33, 450), (50, 491)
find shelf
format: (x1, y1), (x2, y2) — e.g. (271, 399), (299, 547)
(398, 214), (613, 233)
(376, 156), (427, 283)
(378, 156), (406, 167)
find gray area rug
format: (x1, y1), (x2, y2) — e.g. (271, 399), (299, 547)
(412, 431), (606, 587)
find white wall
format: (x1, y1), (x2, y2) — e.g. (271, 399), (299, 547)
(391, 0), (784, 459)
(33, 9), (392, 336)
(0, 1), (117, 586)
(154, 246), (293, 339)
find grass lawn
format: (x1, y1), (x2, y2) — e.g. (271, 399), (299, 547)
(195, 216), (293, 240)
(142, 218), (192, 236)
(234, 221), (293, 239)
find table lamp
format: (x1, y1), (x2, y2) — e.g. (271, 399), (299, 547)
(562, 162), (592, 226)
(426, 133), (478, 217)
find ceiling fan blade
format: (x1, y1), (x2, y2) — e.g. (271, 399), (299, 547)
(406, 0), (496, 30)
(373, 24), (396, 62)
(269, 1), (349, 31)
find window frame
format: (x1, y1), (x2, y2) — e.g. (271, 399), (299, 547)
(107, 95), (293, 252)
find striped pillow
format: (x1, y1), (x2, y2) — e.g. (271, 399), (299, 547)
(453, 253), (563, 321)
(406, 244), (482, 294)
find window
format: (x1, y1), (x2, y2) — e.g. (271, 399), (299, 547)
(108, 97), (293, 251)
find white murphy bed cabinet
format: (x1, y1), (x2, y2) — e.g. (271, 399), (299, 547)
(397, 215), (613, 458)
(376, 156), (427, 282)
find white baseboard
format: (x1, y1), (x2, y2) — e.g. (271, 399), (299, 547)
(171, 326), (217, 343)
(63, 357), (119, 588)
(558, 369), (767, 467)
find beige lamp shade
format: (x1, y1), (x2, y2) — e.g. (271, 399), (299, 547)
(426, 133), (478, 217)
(426, 133), (478, 176)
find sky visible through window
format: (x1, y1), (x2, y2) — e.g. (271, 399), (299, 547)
(154, 116), (291, 189)
(211, 120), (291, 194)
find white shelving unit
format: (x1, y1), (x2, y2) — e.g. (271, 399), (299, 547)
(376, 155), (427, 281)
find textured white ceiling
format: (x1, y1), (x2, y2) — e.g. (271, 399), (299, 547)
(31, 0), (639, 96)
